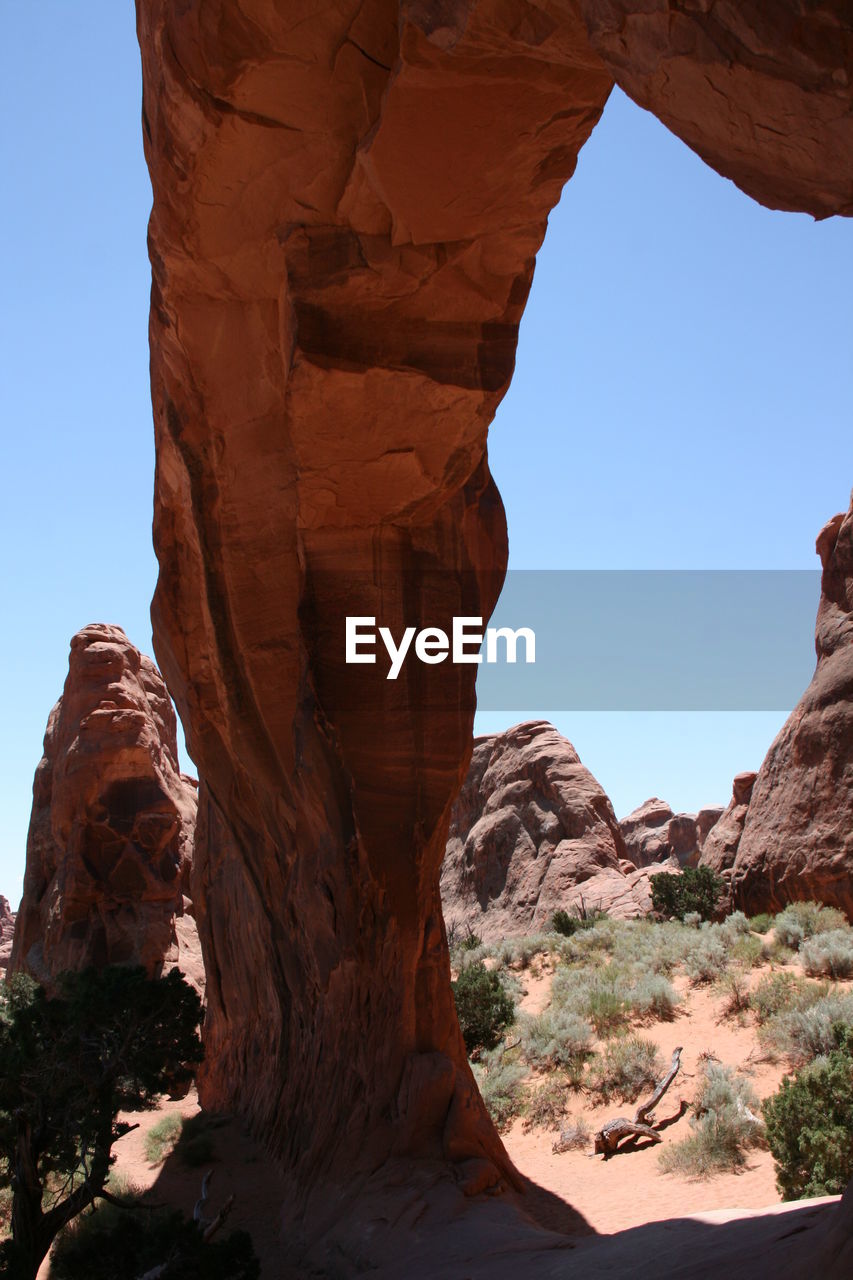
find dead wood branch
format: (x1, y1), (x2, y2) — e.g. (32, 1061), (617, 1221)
(594, 1046), (683, 1158)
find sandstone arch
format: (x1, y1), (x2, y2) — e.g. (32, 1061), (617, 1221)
(135, 0), (853, 1252)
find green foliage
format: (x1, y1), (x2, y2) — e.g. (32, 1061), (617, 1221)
(773, 902), (848, 951)
(49, 1199), (260, 1280)
(763, 1025), (853, 1200)
(626, 973), (680, 1021)
(144, 1114), (183, 1165)
(659, 1063), (764, 1179)
(590, 1036), (663, 1103)
(552, 909), (581, 938)
(451, 961), (515, 1055)
(650, 866), (724, 922)
(800, 929), (853, 979)
(749, 913), (774, 935)
(0, 967), (203, 1280)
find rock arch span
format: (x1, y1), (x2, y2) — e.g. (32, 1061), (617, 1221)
(135, 0), (852, 1252)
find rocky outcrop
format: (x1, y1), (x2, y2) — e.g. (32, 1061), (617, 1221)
(136, 0), (853, 1263)
(441, 721), (644, 938)
(711, 501), (853, 917)
(10, 625), (198, 983)
(580, 1), (853, 219)
(0, 896), (15, 972)
(619, 798), (724, 870)
(699, 773), (758, 878)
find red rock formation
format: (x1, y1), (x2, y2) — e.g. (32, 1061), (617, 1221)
(10, 625), (198, 983)
(441, 721), (639, 937)
(0, 896), (15, 973)
(135, 0), (853, 1260)
(720, 501), (853, 917)
(699, 772), (758, 878)
(619, 798), (723, 870)
(579, 1), (853, 219)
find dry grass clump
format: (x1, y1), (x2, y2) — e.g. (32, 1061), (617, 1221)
(553, 1114), (591, 1151)
(760, 990), (853, 1066)
(471, 1047), (528, 1131)
(522, 1079), (572, 1133)
(659, 1063), (764, 1179)
(589, 1035), (663, 1103)
(750, 971), (825, 1024)
(800, 929), (853, 979)
(773, 901), (848, 951)
(143, 1113), (183, 1165)
(519, 1006), (593, 1071)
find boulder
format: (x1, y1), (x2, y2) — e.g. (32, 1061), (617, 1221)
(441, 720), (644, 938)
(721, 501), (853, 916)
(619, 798), (724, 869)
(10, 625), (199, 983)
(698, 773), (758, 877)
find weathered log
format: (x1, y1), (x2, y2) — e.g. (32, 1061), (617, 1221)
(593, 1046), (683, 1158)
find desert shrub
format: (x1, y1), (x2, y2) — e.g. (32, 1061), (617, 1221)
(718, 970), (751, 1019)
(761, 990), (853, 1066)
(751, 971), (824, 1025)
(49, 1201), (259, 1280)
(773, 902), (848, 950)
(801, 929), (853, 979)
(553, 1115), (590, 1151)
(728, 933), (765, 968)
(552, 909), (581, 937)
(626, 973), (680, 1021)
(659, 1063), (764, 1179)
(720, 911), (751, 939)
(459, 928), (483, 952)
(749, 913), (774, 934)
(590, 1035), (663, 1103)
(650, 866), (724, 922)
(472, 1051), (527, 1131)
(452, 961), (515, 1055)
(520, 1007), (593, 1070)
(762, 1025), (853, 1200)
(683, 911), (702, 929)
(522, 1080), (571, 1133)
(144, 1113), (183, 1165)
(683, 930), (729, 985)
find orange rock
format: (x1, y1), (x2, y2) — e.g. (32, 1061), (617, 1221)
(723, 499), (853, 917)
(442, 720), (636, 938)
(10, 625), (198, 982)
(135, 0), (853, 1258)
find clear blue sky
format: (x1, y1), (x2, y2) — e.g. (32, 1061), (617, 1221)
(1, 3), (851, 900)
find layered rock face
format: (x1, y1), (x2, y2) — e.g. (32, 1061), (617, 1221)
(619, 798), (724, 870)
(441, 721), (651, 938)
(10, 625), (198, 983)
(699, 772), (758, 878)
(705, 501), (853, 917)
(0, 896), (15, 973)
(136, 0), (853, 1252)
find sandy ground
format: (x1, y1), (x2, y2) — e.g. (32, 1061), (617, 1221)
(501, 961), (810, 1233)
